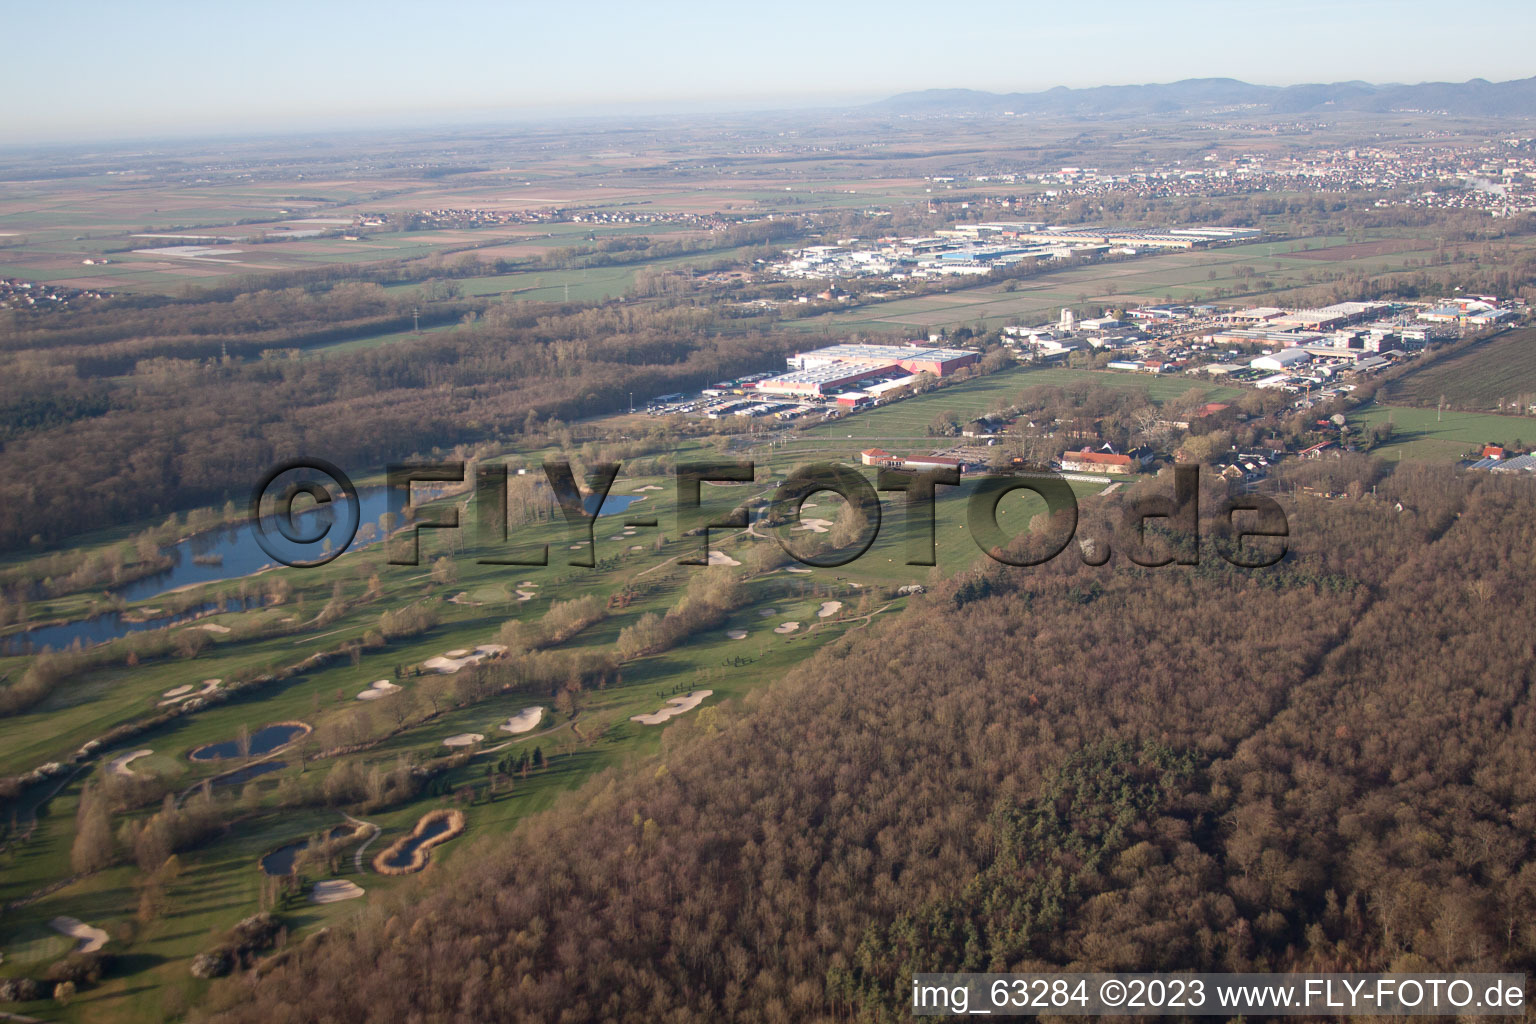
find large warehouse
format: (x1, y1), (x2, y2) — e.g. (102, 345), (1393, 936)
(759, 343), (980, 398)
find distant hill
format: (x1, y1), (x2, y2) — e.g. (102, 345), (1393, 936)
(873, 76), (1536, 118)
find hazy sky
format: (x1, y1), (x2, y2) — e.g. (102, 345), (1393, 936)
(4, 0), (1534, 142)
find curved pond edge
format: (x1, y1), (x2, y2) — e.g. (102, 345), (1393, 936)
(187, 720), (312, 762)
(371, 808), (466, 875)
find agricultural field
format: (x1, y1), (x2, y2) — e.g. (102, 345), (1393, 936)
(1382, 327), (1536, 412)
(1351, 403), (1536, 462)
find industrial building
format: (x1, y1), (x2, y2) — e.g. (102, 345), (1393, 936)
(754, 362), (896, 398)
(758, 344), (979, 399)
(787, 343), (980, 376)
(1251, 349), (1313, 372)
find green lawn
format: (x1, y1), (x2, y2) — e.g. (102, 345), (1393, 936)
(1352, 404), (1536, 462)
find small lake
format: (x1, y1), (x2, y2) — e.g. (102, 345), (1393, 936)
(259, 824), (353, 876)
(116, 487), (393, 604)
(584, 493), (642, 516)
(189, 723), (307, 762)
(5, 484), (644, 654)
(3, 596), (267, 655)
(209, 760), (288, 788)
(378, 816), (456, 871)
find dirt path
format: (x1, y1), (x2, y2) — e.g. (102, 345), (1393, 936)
(343, 813), (378, 875)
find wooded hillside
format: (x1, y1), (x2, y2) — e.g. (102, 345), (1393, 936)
(199, 462), (1536, 1023)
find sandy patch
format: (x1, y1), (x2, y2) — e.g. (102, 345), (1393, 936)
(774, 622), (801, 634)
(356, 680), (401, 701)
(198, 622), (232, 634)
(49, 916), (108, 954)
(161, 684), (193, 699)
(158, 678), (221, 706)
(629, 545), (644, 551)
(442, 733), (485, 747)
(448, 592), (480, 606)
(707, 550), (741, 566)
(630, 690), (713, 725)
(107, 749), (153, 777)
(784, 567), (813, 575)
(499, 707), (544, 734)
(422, 644), (507, 674)
(309, 879), (365, 904)
(633, 485), (662, 492)
(515, 589), (536, 601)
(794, 517), (833, 534)
(817, 601), (843, 618)
(726, 629), (748, 640)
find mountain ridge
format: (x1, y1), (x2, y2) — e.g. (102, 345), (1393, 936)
(873, 75), (1536, 117)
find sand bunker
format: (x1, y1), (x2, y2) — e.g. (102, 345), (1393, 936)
(310, 879), (366, 904)
(372, 809), (466, 875)
(818, 601), (843, 618)
(49, 917), (108, 954)
(158, 678), (222, 706)
(422, 644), (507, 674)
(794, 518), (833, 534)
(784, 567), (813, 574)
(774, 622), (801, 634)
(633, 485), (662, 492)
(515, 589), (536, 601)
(630, 690), (714, 725)
(707, 550), (741, 566)
(198, 622), (232, 634)
(629, 545), (644, 551)
(499, 707), (544, 734)
(447, 592), (480, 606)
(442, 733), (484, 747)
(726, 629), (748, 640)
(356, 680), (401, 701)
(107, 749), (153, 777)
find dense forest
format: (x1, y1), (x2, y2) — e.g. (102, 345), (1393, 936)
(196, 461), (1536, 1022)
(0, 289), (821, 549)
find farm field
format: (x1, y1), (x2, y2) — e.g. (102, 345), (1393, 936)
(1351, 403), (1536, 462)
(1382, 327), (1536, 412)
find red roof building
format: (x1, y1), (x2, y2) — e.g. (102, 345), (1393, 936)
(1059, 448), (1136, 474)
